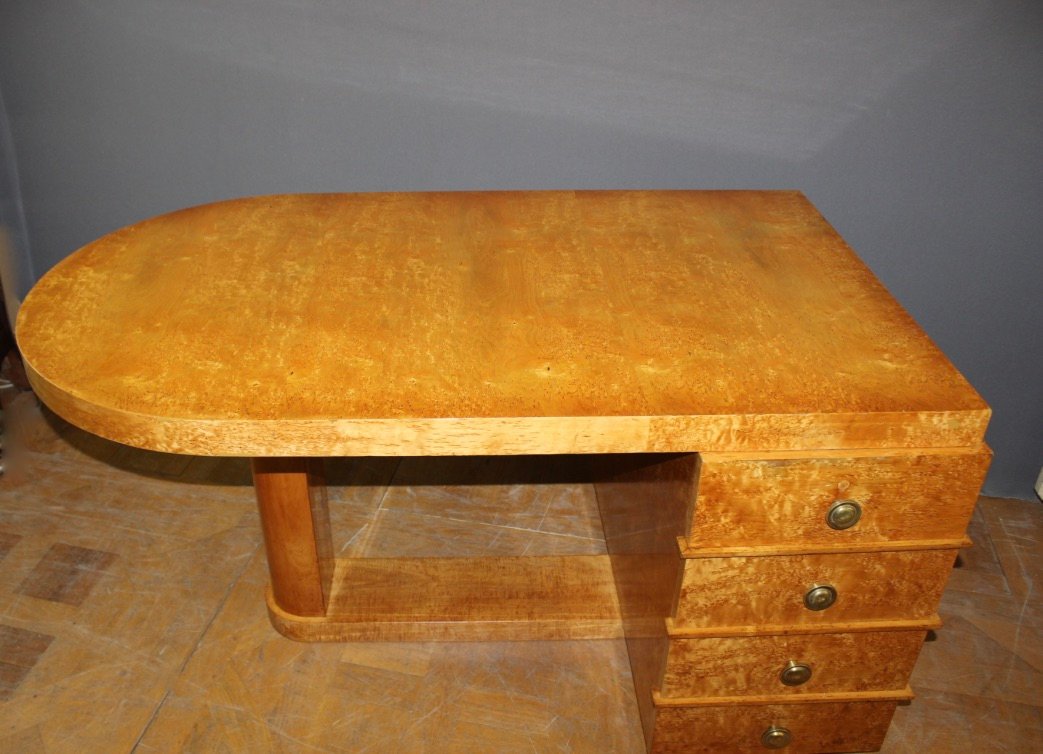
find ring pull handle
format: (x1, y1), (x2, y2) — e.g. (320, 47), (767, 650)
(827, 499), (862, 530)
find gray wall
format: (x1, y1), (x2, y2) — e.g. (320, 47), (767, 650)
(1, 1), (1040, 498)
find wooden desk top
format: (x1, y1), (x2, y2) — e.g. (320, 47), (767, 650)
(16, 191), (988, 456)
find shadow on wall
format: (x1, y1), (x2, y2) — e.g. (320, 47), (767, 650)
(0, 86), (34, 327)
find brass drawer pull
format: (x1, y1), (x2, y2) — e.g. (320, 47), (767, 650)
(779, 660), (813, 686)
(761, 726), (792, 749)
(803, 584), (837, 611)
(827, 499), (863, 529)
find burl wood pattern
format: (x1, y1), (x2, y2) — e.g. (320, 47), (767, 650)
(16, 191), (988, 457)
(675, 549), (958, 627)
(12, 192), (994, 752)
(659, 629), (927, 697)
(650, 699), (900, 753)
(689, 448), (991, 550)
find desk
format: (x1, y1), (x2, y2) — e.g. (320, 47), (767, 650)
(16, 191), (990, 752)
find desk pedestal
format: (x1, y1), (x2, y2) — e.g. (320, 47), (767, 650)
(251, 450), (988, 754)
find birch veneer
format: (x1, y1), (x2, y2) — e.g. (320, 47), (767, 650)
(16, 191), (990, 752)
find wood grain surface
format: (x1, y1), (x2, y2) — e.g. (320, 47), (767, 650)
(16, 191), (989, 456)
(687, 447), (991, 549)
(593, 453), (700, 749)
(659, 629), (926, 697)
(674, 549), (958, 628)
(251, 458), (332, 617)
(649, 699), (899, 753)
(267, 554), (623, 641)
(664, 616), (941, 638)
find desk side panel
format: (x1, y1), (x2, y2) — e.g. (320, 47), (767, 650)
(593, 453), (698, 750)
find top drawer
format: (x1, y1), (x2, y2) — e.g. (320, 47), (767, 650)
(687, 448), (990, 550)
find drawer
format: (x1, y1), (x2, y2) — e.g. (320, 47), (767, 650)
(674, 549), (956, 628)
(688, 449), (990, 550)
(659, 629), (927, 698)
(650, 698), (900, 753)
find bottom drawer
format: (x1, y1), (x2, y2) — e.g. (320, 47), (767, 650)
(650, 699), (899, 753)
(660, 629), (927, 697)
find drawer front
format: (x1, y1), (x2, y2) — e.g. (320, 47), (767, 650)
(675, 549), (955, 628)
(651, 699), (897, 754)
(660, 630), (925, 698)
(688, 449), (990, 549)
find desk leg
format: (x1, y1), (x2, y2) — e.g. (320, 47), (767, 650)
(251, 457), (333, 617)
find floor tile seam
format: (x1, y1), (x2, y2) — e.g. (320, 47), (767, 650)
(129, 688), (171, 754)
(130, 541), (263, 750)
(176, 541), (263, 675)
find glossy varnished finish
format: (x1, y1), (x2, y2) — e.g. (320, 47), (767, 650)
(649, 699), (901, 753)
(5, 388), (1032, 752)
(688, 448), (991, 550)
(674, 549), (958, 628)
(659, 629), (927, 697)
(16, 191), (988, 456)
(251, 458), (332, 617)
(11, 191), (994, 752)
(593, 454), (699, 748)
(268, 554), (622, 642)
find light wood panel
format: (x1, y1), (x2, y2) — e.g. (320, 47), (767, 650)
(649, 699), (900, 753)
(688, 447), (991, 549)
(251, 458), (332, 617)
(652, 686), (913, 707)
(267, 555), (623, 641)
(9, 190), (997, 752)
(17, 191), (988, 456)
(9, 391), (1039, 753)
(675, 549), (958, 628)
(659, 629), (927, 697)
(677, 536), (971, 558)
(593, 453), (699, 750)
(665, 616), (941, 638)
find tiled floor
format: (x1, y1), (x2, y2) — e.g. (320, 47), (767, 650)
(0, 389), (1039, 752)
